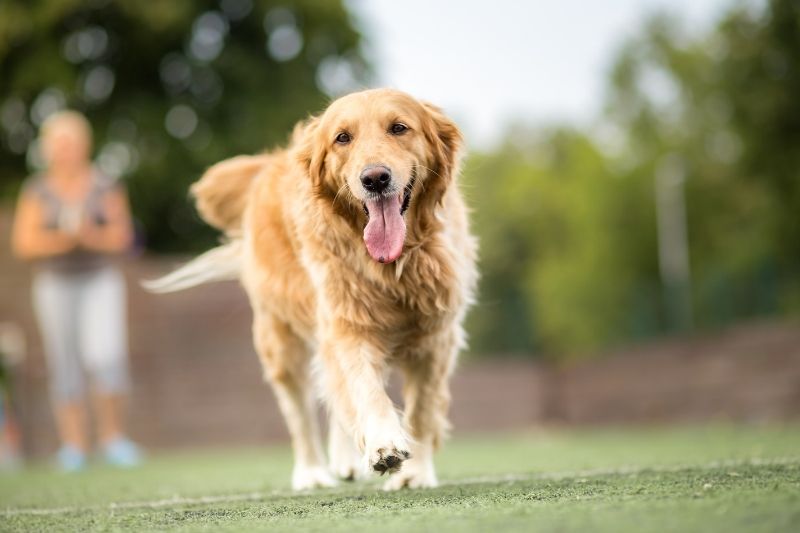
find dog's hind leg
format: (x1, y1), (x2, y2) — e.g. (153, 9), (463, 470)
(253, 312), (336, 490)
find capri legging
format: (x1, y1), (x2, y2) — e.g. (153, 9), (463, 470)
(32, 267), (130, 401)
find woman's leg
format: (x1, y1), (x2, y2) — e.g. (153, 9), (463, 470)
(91, 392), (126, 444)
(32, 272), (89, 453)
(54, 402), (89, 452)
(77, 268), (131, 445)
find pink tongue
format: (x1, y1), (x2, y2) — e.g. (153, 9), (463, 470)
(363, 195), (406, 263)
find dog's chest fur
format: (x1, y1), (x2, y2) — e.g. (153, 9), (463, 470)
(308, 227), (466, 349)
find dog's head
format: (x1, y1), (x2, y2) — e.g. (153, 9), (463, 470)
(297, 89), (462, 264)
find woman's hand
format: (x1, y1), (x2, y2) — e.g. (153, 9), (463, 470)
(76, 219), (106, 251)
(11, 190), (78, 260)
(75, 187), (134, 254)
(12, 183), (134, 260)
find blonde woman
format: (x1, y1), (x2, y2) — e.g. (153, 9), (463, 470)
(11, 111), (141, 470)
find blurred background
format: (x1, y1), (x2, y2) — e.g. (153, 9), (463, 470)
(0, 0), (798, 459)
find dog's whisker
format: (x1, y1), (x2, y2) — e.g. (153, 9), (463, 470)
(331, 181), (349, 208)
(412, 164), (442, 181)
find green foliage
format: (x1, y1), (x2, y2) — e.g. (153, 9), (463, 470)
(605, 8), (785, 323)
(719, 0), (800, 300)
(0, 0), (368, 251)
(466, 0), (799, 357)
(464, 129), (660, 356)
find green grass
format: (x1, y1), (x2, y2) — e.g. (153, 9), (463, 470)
(2, 425), (799, 532)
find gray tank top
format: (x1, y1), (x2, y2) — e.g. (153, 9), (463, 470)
(25, 171), (119, 274)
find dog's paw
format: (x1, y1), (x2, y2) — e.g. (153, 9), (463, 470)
(291, 464), (338, 491)
(368, 446), (411, 475)
(382, 456), (438, 491)
(363, 421), (411, 475)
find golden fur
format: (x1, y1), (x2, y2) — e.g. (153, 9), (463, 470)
(186, 89), (477, 490)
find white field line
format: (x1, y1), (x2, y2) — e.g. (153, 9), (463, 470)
(2, 456), (798, 518)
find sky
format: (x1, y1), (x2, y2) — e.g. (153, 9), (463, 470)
(347, 0), (737, 148)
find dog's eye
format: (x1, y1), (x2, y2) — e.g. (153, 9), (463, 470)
(389, 123), (408, 135)
(335, 132), (352, 145)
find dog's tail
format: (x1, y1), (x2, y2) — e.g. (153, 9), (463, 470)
(143, 154), (267, 294)
(142, 240), (243, 293)
(191, 154), (269, 235)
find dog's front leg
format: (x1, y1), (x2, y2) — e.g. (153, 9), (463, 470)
(320, 337), (410, 476)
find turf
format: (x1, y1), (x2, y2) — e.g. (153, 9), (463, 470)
(2, 425), (799, 532)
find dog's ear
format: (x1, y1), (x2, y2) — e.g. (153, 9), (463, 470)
(421, 102), (463, 196)
(294, 115), (326, 187)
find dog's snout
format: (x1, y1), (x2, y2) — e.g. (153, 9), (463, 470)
(360, 165), (392, 193)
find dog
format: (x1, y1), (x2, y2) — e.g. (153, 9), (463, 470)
(147, 88), (477, 490)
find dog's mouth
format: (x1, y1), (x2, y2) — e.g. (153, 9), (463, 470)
(362, 177), (414, 264)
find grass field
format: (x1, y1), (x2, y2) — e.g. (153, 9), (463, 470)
(2, 425), (799, 532)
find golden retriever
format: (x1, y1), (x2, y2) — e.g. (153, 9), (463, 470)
(148, 88), (477, 490)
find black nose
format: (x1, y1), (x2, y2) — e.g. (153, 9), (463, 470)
(360, 165), (392, 193)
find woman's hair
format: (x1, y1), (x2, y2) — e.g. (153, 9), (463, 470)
(39, 110), (93, 145)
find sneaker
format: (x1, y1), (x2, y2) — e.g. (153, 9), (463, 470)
(103, 437), (142, 468)
(56, 445), (86, 472)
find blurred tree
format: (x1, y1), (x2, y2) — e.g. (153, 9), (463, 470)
(605, 2), (795, 326)
(465, 0), (798, 357)
(718, 0), (800, 307)
(464, 128), (660, 356)
(0, 0), (368, 251)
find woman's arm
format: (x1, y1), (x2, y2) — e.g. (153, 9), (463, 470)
(11, 190), (77, 260)
(77, 186), (134, 254)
